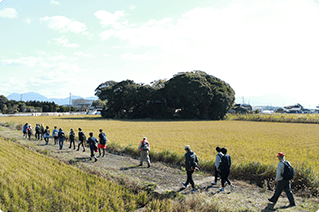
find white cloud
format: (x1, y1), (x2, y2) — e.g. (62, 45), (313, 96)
(39, 16), (86, 34)
(74, 52), (91, 57)
(50, 0), (60, 5)
(24, 18), (31, 24)
(50, 36), (79, 48)
(0, 8), (18, 18)
(0, 57), (41, 67)
(121, 52), (154, 60)
(94, 10), (126, 29)
(129, 5), (136, 10)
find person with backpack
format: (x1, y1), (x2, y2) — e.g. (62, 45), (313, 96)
(218, 147), (234, 192)
(23, 123), (28, 138)
(98, 129), (107, 157)
(212, 146), (223, 185)
(40, 123), (45, 140)
(182, 145), (198, 193)
(87, 132), (98, 162)
(268, 152), (296, 207)
(52, 126), (59, 145)
(77, 128), (86, 152)
(137, 137), (151, 168)
(27, 124), (32, 140)
(69, 129), (76, 149)
(35, 124), (41, 141)
(44, 126), (50, 145)
(58, 128), (65, 150)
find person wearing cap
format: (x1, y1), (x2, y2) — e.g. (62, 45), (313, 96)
(98, 129), (107, 157)
(77, 128), (86, 152)
(182, 145), (198, 193)
(268, 152), (296, 207)
(69, 129), (76, 149)
(212, 146), (223, 185)
(137, 137), (151, 168)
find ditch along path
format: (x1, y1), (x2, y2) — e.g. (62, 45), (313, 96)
(0, 126), (318, 212)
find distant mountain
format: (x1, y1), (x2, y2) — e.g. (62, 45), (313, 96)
(6, 92), (98, 105)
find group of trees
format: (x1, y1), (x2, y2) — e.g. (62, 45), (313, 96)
(95, 71), (235, 120)
(0, 96), (77, 114)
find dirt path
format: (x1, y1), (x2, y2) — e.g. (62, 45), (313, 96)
(1, 126), (318, 212)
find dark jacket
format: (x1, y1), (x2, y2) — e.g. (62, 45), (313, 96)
(219, 154), (231, 171)
(78, 131), (85, 141)
(87, 136), (98, 148)
(58, 130), (65, 139)
(185, 150), (198, 171)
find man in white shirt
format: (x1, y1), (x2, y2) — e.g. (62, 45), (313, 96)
(268, 152), (296, 207)
(212, 146), (223, 185)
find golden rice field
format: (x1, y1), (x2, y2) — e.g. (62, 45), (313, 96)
(0, 135), (146, 211)
(2, 115), (319, 173)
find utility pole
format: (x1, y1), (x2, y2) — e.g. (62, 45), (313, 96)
(69, 93), (72, 113)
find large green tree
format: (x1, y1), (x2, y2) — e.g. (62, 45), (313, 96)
(163, 71), (235, 119)
(0, 95), (8, 113)
(95, 71), (235, 120)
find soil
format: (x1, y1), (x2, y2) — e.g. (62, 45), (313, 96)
(1, 127), (318, 212)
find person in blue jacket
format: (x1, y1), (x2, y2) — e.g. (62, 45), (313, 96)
(52, 126), (59, 145)
(23, 123), (28, 138)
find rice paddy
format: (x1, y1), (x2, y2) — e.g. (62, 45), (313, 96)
(1, 115), (319, 173)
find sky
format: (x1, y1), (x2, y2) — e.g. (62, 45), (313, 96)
(1, 0), (319, 107)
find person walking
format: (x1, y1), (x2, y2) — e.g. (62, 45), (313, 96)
(27, 124), (32, 140)
(23, 123), (28, 138)
(40, 123), (45, 140)
(182, 145), (198, 193)
(44, 126), (50, 145)
(97, 129), (107, 157)
(52, 126), (59, 145)
(212, 146), (223, 185)
(77, 128), (86, 152)
(58, 128), (65, 150)
(268, 152), (296, 207)
(69, 129), (76, 149)
(137, 137), (151, 168)
(218, 147), (234, 192)
(35, 124), (41, 141)
(87, 132), (98, 162)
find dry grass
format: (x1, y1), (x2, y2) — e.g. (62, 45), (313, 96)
(0, 135), (147, 211)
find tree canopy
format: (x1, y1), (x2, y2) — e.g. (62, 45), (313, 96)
(95, 71), (235, 120)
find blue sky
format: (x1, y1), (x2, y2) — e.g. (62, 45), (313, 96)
(1, 0), (319, 107)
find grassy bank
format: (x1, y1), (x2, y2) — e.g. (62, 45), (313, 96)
(0, 136), (148, 211)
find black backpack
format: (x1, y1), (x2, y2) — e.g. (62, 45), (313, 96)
(219, 155), (230, 170)
(282, 161), (294, 180)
